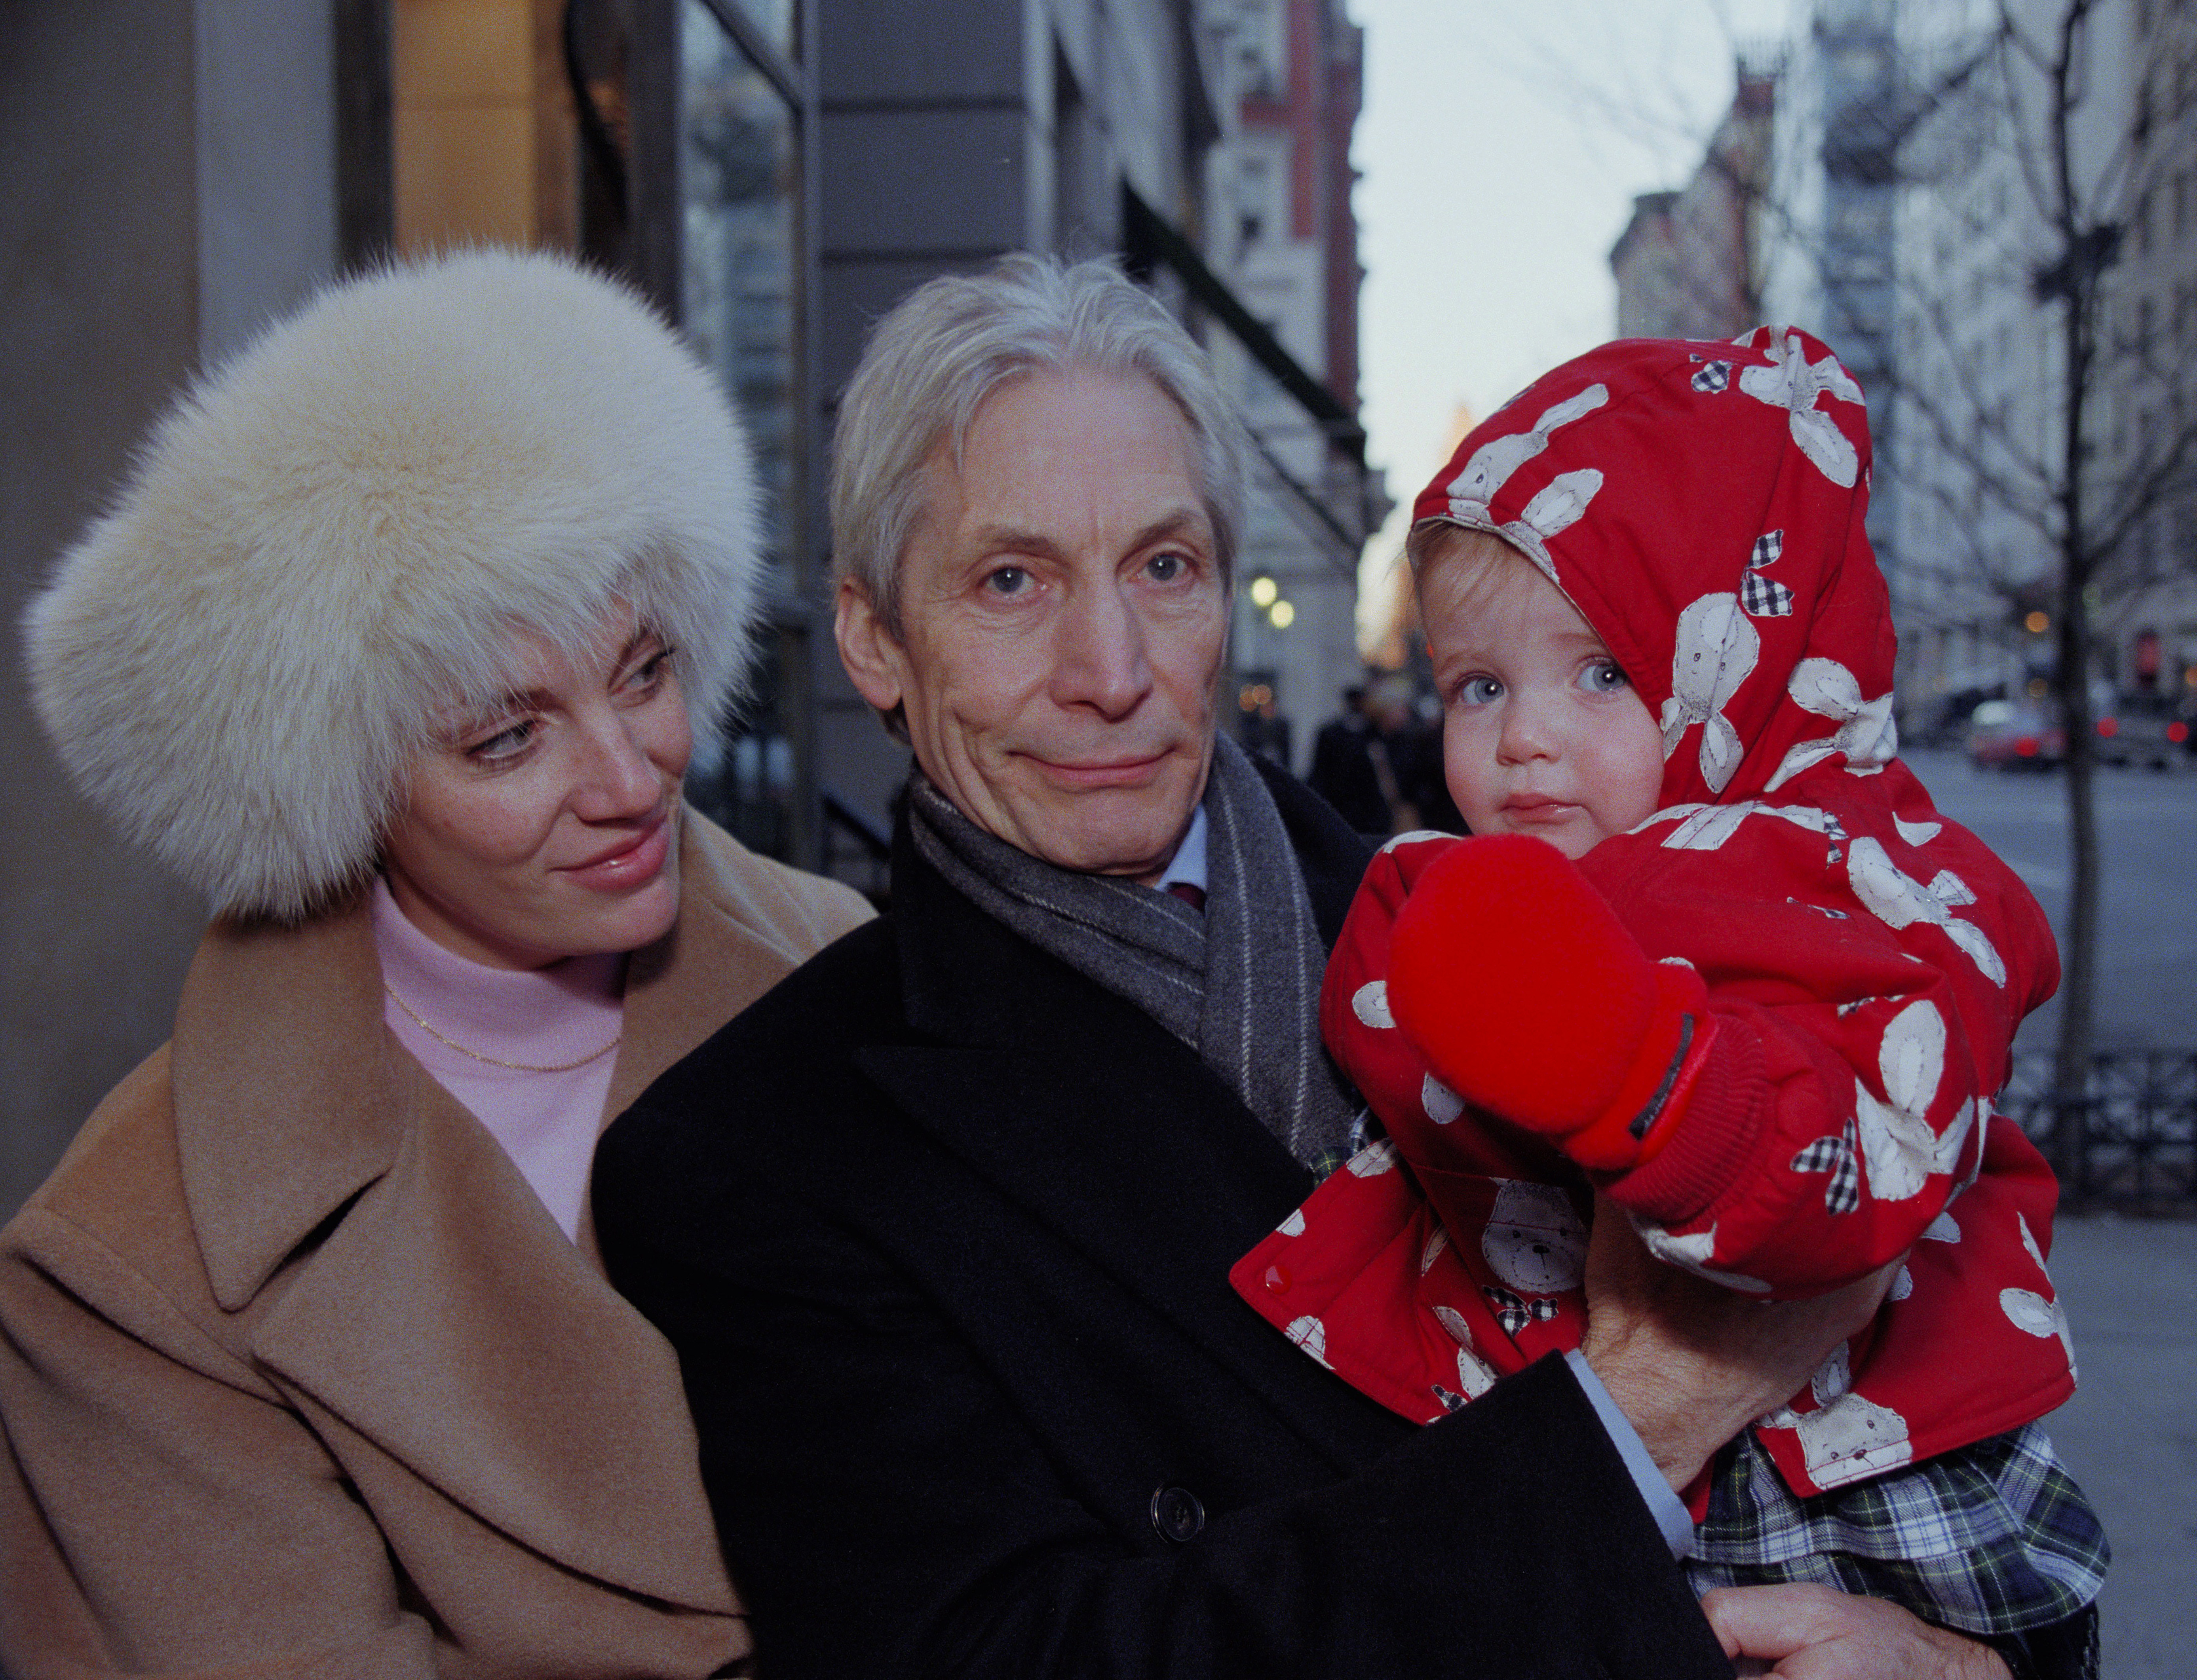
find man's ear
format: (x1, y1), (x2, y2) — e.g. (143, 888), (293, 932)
(835, 575), (906, 714)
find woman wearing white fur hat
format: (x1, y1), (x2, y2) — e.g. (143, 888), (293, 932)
(0, 249), (872, 1678)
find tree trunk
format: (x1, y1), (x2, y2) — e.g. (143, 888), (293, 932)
(2041, 0), (2101, 1181)
(2051, 564), (2098, 1171)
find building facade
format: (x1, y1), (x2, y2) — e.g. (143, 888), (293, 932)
(1610, 58), (1778, 342)
(1200, 0), (1379, 774)
(1760, 0), (1908, 665)
(0, 0), (1376, 1214)
(1883, 0), (2197, 719)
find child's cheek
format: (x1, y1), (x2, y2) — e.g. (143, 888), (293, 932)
(1441, 713), (1498, 829)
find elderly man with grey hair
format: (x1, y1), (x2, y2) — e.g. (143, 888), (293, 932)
(596, 258), (1998, 1679)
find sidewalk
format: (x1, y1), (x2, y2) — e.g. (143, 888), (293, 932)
(2037, 1212), (2197, 1678)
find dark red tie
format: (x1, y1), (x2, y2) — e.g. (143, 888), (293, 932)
(1165, 881), (1206, 912)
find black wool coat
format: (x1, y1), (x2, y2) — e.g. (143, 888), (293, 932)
(595, 760), (1733, 1680)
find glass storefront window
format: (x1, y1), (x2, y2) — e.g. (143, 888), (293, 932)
(677, 0), (803, 858)
(721, 0), (796, 62)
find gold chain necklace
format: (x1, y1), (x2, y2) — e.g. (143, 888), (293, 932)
(382, 982), (621, 1074)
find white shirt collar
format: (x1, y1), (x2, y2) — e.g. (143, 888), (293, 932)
(1153, 804), (1209, 896)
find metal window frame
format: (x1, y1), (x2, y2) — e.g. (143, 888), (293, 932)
(1120, 181), (1372, 578)
(627, 0), (825, 868)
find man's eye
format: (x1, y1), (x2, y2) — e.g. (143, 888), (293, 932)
(1580, 660), (1631, 694)
(984, 566), (1029, 595)
(1146, 551), (1186, 583)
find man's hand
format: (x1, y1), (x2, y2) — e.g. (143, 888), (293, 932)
(1577, 1194), (1896, 1490)
(1702, 1585), (2013, 1679)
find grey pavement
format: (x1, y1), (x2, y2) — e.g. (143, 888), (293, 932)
(1900, 750), (2193, 1672)
(2036, 1212), (2197, 1678)
(1757, 750), (2197, 1667)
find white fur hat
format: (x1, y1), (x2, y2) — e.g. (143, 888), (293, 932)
(25, 248), (760, 921)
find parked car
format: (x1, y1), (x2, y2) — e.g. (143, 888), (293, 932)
(1967, 698), (2066, 770)
(1911, 684), (2003, 750)
(2093, 691), (2187, 770)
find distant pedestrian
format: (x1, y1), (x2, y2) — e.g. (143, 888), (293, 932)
(1308, 681), (1396, 833)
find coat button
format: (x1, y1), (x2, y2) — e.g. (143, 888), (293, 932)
(1150, 1484), (1205, 1543)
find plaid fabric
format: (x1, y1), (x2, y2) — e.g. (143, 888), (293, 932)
(1989, 1602), (2102, 1680)
(1306, 1106), (1377, 1181)
(1740, 569), (1794, 616)
(1738, 569), (1794, 615)
(1482, 1285), (1561, 1336)
(1690, 358), (1733, 392)
(1790, 1116), (1863, 1213)
(1686, 1422), (2108, 1640)
(1740, 527), (1796, 615)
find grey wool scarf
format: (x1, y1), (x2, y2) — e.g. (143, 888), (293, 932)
(907, 733), (1357, 1168)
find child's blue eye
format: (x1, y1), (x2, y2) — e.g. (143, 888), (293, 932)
(1457, 676), (1503, 707)
(1578, 660), (1631, 695)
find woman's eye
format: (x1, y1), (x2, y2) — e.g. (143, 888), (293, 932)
(1580, 660), (1632, 695)
(464, 719), (536, 764)
(984, 565), (1029, 596)
(621, 645), (676, 693)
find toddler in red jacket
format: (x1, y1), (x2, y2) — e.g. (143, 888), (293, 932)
(1235, 329), (2104, 1655)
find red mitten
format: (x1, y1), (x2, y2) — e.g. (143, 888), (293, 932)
(1386, 833), (1715, 1173)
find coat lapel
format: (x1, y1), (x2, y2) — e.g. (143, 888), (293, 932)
(247, 1055), (730, 1611)
(865, 833), (1387, 1460)
(172, 903), (403, 1311)
(166, 829), (809, 1616)
(608, 815), (864, 1124)
(581, 814), (872, 1260)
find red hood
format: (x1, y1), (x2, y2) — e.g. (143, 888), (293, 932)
(1413, 327), (1893, 812)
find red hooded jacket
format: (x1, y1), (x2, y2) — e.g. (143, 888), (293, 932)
(1233, 329), (2073, 1501)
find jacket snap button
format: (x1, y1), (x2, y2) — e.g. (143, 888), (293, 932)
(1263, 1263), (1291, 1293)
(1150, 1484), (1205, 1543)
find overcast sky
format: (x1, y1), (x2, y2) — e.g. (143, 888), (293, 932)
(1350, 0), (1790, 625)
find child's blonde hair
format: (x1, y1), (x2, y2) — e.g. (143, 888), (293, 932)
(1410, 523), (1540, 631)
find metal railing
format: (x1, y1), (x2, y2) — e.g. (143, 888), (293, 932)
(2001, 1051), (2197, 1212)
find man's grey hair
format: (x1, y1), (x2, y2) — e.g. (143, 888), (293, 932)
(830, 254), (1249, 634)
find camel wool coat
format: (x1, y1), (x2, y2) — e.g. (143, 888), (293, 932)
(0, 812), (872, 1680)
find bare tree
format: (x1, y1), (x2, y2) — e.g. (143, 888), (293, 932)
(1885, 0), (2197, 1131)
(1487, 0), (2197, 1152)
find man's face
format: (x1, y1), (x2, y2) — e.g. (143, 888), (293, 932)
(836, 367), (1227, 883)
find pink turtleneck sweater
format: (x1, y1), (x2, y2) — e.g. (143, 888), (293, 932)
(372, 878), (624, 1243)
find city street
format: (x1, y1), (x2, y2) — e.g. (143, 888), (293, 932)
(1902, 748), (2195, 1675)
(2032, 1214), (2195, 1680)
(1902, 748), (2197, 1056)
